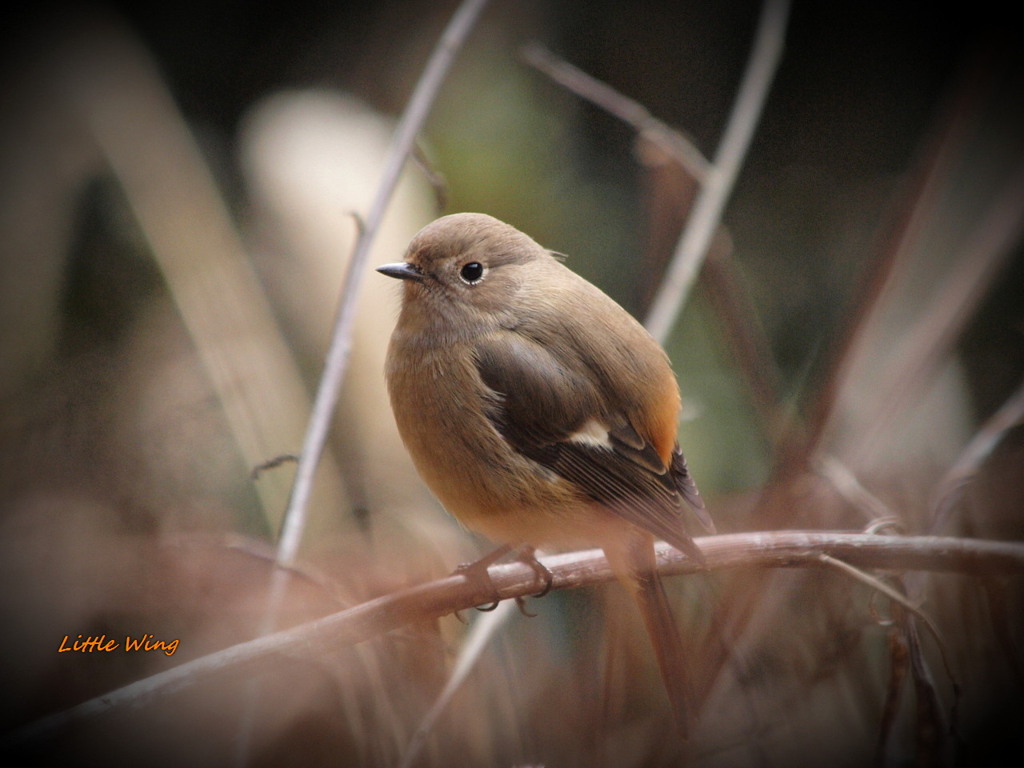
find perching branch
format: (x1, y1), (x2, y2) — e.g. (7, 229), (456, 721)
(7, 531), (1023, 748)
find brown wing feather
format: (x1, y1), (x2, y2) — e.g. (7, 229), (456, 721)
(475, 333), (705, 559)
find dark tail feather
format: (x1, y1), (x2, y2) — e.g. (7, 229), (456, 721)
(608, 533), (692, 739)
(671, 448), (715, 533)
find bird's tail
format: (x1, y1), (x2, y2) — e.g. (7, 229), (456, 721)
(606, 531), (692, 739)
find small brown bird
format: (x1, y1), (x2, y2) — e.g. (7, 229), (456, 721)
(378, 212), (712, 736)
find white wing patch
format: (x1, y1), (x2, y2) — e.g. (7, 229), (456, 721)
(567, 418), (612, 449)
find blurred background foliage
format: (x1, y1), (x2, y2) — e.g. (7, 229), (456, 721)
(1, 1), (1022, 766)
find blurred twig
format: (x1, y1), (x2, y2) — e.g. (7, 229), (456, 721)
(521, 37), (785, 435)
(644, 0), (789, 344)
(398, 601), (516, 768)
(525, 0), (790, 346)
(818, 554), (958, 690)
(276, 0), (491, 569)
(929, 375), (1024, 533)
(905, 372), (1024, 602)
(520, 42), (710, 182)
(236, 3), (490, 762)
(906, 611), (955, 764)
(61, 21), (349, 529)
(815, 454), (898, 523)
(877, 619), (911, 762)
(701, 236), (785, 436)
(848, 163), (1024, 466)
(411, 140), (449, 214)
(795, 57), (997, 473)
(702, 55), (1023, 733)
(7, 531), (1023, 749)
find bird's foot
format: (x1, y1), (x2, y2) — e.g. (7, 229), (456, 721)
(454, 544), (553, 615)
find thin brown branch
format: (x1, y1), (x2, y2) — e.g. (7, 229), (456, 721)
(794, 56), (995, 473)
(645, 0), (790, 343)
(818, 554), (959, 691)
(815, 454), (898, 523)
(398, 601), (516, 768)
(410, 140), (449, 214)
(906, 610), (955, 763)
(522, 30), (786, 439)
(876, 620), (911, 762)
(61, 21), (350, 529)
(240, 6), (491, 758)
(847, 163), (1024, 467)
(278, 0), (491, 568)
(7, 531), (1022, 748)
(930, 375), (1024, 533)
(701, 233), (786, 439)
(520, 42), (710, 182)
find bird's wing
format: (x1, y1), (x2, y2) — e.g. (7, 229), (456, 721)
(474, 333), (703, 558)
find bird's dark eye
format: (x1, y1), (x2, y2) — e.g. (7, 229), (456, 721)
(459, 261), (485, 284)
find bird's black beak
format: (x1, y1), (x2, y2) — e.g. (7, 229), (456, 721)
(376, 262), (424, 282)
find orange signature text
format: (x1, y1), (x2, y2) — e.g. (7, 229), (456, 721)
(58, 634), (179, 656)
